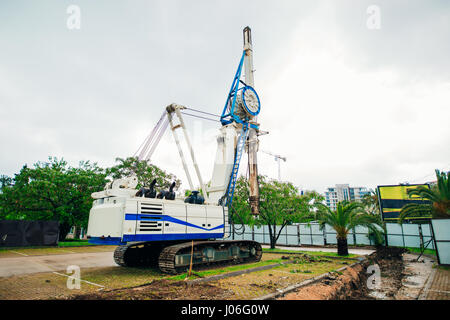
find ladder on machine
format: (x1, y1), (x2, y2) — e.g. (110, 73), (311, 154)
(225, 125), (249, 205)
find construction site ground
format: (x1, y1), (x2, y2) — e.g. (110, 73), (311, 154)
(0, 245), (447, 300)
(0, 246), (357, 300)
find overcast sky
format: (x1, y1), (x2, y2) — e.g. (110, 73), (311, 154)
(0, 0), (449, 194)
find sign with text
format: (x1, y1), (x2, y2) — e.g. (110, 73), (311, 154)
(377, 184), (431, 221)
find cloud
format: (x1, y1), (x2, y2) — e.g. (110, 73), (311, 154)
(0, 0), (448, 195)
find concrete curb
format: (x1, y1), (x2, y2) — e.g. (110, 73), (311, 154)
(253, 257), (368, 300)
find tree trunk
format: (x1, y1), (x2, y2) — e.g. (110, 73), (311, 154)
(337, 237), (348, 256)
(268, 224), (275, 249)
(271, 224), (277, 249)
(59, 223), (72, 241)
(74, 225), (81, 239)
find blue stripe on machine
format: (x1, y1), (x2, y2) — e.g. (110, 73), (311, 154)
(122, 233), (225, 242)
(88, 237), (125, 245)
(125, 214), (224, 231)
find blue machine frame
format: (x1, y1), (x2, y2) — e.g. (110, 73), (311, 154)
(220, 51), (260, 129)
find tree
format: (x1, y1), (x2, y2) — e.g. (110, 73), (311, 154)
(361, 189), (381, 216)
(315, 201), (384, 256)
(399, 169), (450, 221)
(0, 157), (107, 240)
(0, 175), (12, 190)
(231, 176), (321, 249)
(107, 157), (180, 191)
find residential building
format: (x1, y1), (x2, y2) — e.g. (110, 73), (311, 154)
(324, 184), (370, 211)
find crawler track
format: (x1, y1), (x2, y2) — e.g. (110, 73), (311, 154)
(114, 240), (262, 274)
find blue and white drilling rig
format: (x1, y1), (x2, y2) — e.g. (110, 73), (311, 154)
(87, 27), (263, 274)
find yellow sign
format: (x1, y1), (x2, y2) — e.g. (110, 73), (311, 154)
(377, 184), (431, 220)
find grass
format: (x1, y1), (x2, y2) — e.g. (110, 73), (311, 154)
(437, 265), (450, 271)
(167, 258), (285, 281)
(58, 240), (96, 247)
(402, 246), (437, 256)
(262, 248), (359, 258)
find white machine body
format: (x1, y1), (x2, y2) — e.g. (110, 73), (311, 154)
(87, 192), (230, 245)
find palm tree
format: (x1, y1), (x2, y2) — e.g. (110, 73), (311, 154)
(399, 170), (450, 221)
(316, 201), (384, 256)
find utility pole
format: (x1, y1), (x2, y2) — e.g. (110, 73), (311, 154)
(243, 26), (260, 216)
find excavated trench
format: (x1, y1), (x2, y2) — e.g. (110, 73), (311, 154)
(280, 247), (407, 300)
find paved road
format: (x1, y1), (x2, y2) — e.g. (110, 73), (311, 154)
(0, 251), (117, 277)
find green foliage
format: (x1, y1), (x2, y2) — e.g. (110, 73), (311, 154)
(316, 201), (383, 239)
(399, 169), (450, 221)
(0, 175), (12, 190)
(315, 201), (384, 255)
(361, 189), (381, 216)
(0, 156), (179, 240)
(0, 157), (107, 240)
(231, 175), (322, 248)
(107, 157), (180, 190)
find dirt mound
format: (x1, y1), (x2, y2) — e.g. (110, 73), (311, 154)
(70, 279), (232, 300)
(371, 246), (406, 261)
(281, 253), (331, 264)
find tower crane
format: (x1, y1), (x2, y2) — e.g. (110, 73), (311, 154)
(261, 150), (286, 181)
(86, 27), (264, 273)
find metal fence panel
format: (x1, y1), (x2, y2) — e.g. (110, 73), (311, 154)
(310, 224), (324, 245)
(347, 229), (355, 245)
(253, 226), (264, 244)
(228, 221), (439, 251)
(263, 225), (270, 236)
(355, 234), (371, 245)
(403, 223), (420, 247)
(326, 233), (337, 244)
(354, 226), (371, 245)
(286, 225), (298, 245)
(431, 219), (450, 264)
(299, 234), (312, 245)
(404, 235), (421, 248)
(312, 234), (325, 246)
(287, 235), (298, 245)
(278, 234), (287, 245)
(421, 224), (435, 249)
(403, 224), (419, 235)
(386, 223), (404, 246)
(286, 225), (297, 236)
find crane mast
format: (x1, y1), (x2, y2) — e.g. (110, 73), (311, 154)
(243, 27), (260, 216)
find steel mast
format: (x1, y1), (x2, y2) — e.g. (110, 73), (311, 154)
(243, 26), (260, 215)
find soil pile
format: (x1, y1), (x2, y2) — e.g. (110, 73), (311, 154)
(70, 279), (232, 300)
